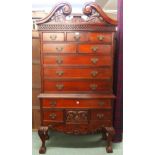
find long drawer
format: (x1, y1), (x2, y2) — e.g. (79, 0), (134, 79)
(43, 55), (112, 66)
(42, 99), (112, 109)
(43, 67), (112, 79)
(43, 80), (112, 92)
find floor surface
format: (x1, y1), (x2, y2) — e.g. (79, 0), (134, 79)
(32, 131), (122, 155)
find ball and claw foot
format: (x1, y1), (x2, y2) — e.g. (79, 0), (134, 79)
(38, 126), (49, 154)
(104, 127), (115, 153)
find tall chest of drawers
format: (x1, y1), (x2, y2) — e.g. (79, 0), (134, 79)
(36, 2), (117, 154)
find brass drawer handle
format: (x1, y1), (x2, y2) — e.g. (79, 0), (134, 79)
(50, 34), (57, 40)
(49, 113), (56, 119)
(74, 34), (80, 41)
(97, 113), (104, 119)
(91, 71), (98, 77)
(56, 46), (63, 51)
(91, 58), (98, 64)
(97, 35), (104, 41)
(91, 46), (98, 52)
(56, 84), (64, 90)
(90, 84), (97, 90)
(56, 71), (64, 76)
(56, 57), (63, 64)
(98, 101), (104, 106)
(49, 101), (57, 106)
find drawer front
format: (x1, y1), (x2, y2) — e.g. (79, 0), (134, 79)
(91, 110), (112, 120)
(43, 67), (112, 79)
(42, 99), (112, 109)
(66, 32), (88, 42)
(42, 44), (76, 53)
(88, 32), (112, 43)
(42, 33), (64, 41)
(43, 55), (112, 66)
(43, 80), (112, 92)
(78, 44), (111, 54)
(43, 110), (63, 122)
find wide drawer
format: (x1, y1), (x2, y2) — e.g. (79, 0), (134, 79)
(42, 32), (64, 41)
(78, 44), (111, 54)
(66, 32), (88, 42)
(91, 110), (112, 120)
(43, 110), (63, 122)
(42, 99), (112, 109)
(43, 55), (112, 66)
(42, 43), (76, 53)
(43, 80), (112, 92)
(43, 67), (112, 79)
(88, 32), (112, 43)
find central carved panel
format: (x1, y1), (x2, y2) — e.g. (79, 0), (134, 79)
(66, 110), (88, 124)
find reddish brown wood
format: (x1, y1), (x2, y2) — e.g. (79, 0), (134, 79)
(78, 44), (111, 54)
(43, 80), (112, 92)
(43, 67), (112, 79)
(43, 110), (64, 122)
(43, 55), (112, 66)
(91, 110), (112, 120)
(88, 32), (112, 43)
(42, 99), (112, 109)
(43, 32), (64, 41)
(42, 43), (76, 53)
(36, 2), (117, 154)
(66, 32), (88, 42)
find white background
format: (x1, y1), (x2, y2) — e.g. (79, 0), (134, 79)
(0, 0), (155, 155)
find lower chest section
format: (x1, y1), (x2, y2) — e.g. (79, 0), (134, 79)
(40, 98), (114, 134)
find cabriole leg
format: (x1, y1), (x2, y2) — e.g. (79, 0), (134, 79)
(38, 126), (49, 154)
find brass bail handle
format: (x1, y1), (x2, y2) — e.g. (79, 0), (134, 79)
(97, 35), (104, 41)
(56, 84), (64, 90)
(50, 34), (57, 40)
(74, 34), (80, 41)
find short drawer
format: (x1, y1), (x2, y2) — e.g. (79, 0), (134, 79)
(88, 32), (112, 43)
(43, 110), (63, 122)
(66, 32), (88, 42)
(42, 43), (76, 53)
(42, 33), (64, 41)
(78, 44), (111, 54)
(43, 55), (112, 66)
(42, 99), (112, 109)
(43, 80), (112, 92)
(91, 110), (112, 120)
(43, 67), (112, 79)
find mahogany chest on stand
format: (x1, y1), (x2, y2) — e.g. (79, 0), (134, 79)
(36, 2), (117, 154)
